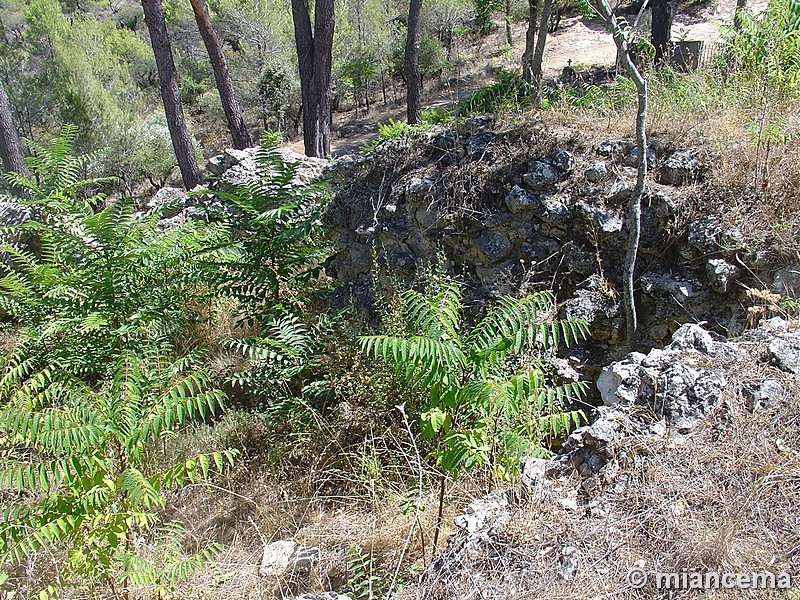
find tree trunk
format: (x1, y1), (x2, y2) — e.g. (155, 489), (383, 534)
(651, 0), (674, 66)
(733, 0), (746, 29)
(0, 81), (29, 179)
(531, 0), (555, 103)
(595, 0), (648, 350)
(141, 0), (203, 189)
(405, 0), (423, 125)
(522, 0), (541, 82)
(188, 0), (251, 149)
(505, 0), (513, 46)
(291, 0), (334, 158)
(0, 80), (31, 203)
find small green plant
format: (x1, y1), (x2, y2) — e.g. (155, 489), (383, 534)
(259, 128), (284, 148)
(361, 277), (589, 479)
(459, 70), (536, 115)
(359, 119), (427, 153)
(345, 545), (385, 600)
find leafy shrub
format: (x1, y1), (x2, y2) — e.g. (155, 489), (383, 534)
(116, 113), (190, 189)
(0, 127), (224, 378)
(724, 0), (800, 95)
(359, 119), (420, 153)
(360, 277), (589, 478)
(459, 69), (535, 115)
(0, 127), (235, 596)
(194, 145), (330, 325)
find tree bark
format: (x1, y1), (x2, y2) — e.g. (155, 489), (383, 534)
(531, 0), (555, 103)
(189, 0), (251, 149)
(505, 0), (513, 46)
(405, 0), (423, 125)
(595, 0), (648, 350)
(142, 0), (203, 189)
(522, 0), (541, 83)
(291, 0), (334, 158)
(0, 81), (29, 179)
(651, 0), (674, 66)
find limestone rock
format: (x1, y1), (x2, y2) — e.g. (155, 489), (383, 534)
(523, 161), (559, 190)
(597, 324), (734, 430)
(504, 185), (539, 214)
(476, 230), (512, 261)
(706, 258), (739, 293)
(549, 148), (575, 173)
(584, 161), (608, 183)
(259, 540), (319, 577)
(660, 148), (704, 185)
(768, 335), (800, 373)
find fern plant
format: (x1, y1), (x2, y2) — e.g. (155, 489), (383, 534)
(223, 313), (336, 429)
(0, 350), (236, 596)
(0, 128), (228, 381)
(193, 145), (330, 325)
(360, 280), (589, 478)
(0, 128), (236, 597)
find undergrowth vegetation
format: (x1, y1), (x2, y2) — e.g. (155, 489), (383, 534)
(1, 4), (799, 596)
(0, 123), (591, 598)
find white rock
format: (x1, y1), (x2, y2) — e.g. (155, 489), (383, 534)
(259, 540), (319, 577)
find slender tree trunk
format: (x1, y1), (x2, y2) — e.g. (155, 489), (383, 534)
(531, 0), (556, 104)
(0, 81), (29, 181)
(595, 0), (647, 350)
(312, 0), (334, 157)
(522, 0), (541, 82)
(141, 0), (203, 189)
(405, 0), (423, 125)
(733, 0), (746, 29)
(505, 0), (514, 46)
(291, 0), (334, 157)
(651, 0), (674, 66)
(189, 0), (251, 149)
(0, 79), (31, 220)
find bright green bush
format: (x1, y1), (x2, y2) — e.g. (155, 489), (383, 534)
(0, 127), (236, 597)
(193, 145), (330, 325)
(360, 277), (589, 478)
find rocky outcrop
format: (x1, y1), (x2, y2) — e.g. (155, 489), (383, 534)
(323, 122), (796, 354)
(418, 320), (799, 598)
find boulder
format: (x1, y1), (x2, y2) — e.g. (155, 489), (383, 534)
(523, 161), (559, 190)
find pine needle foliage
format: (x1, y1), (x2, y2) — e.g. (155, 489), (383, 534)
(361, 279), (589, 477)
(193, 145), (330, 326)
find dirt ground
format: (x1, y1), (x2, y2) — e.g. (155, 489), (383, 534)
(285, 0), (763, 157)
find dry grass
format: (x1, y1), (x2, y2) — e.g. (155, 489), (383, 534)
(148, 407), (496, 600)
(406, 333), (800, 599)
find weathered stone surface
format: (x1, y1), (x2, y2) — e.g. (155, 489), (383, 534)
(549, 148), (575, 173)
(584, 161), (608, 183)
(597, 324), (736, 430)
(476, 230), (512, 261)
(661, 148), (704, 185)
(523, 161), (559, 190)
(259, 540), (319, 577)
(768, 335), (800, 373)
(504, 185), (539, 214)
(706, 258), (739, 293)
(622, 145), (657, 168)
